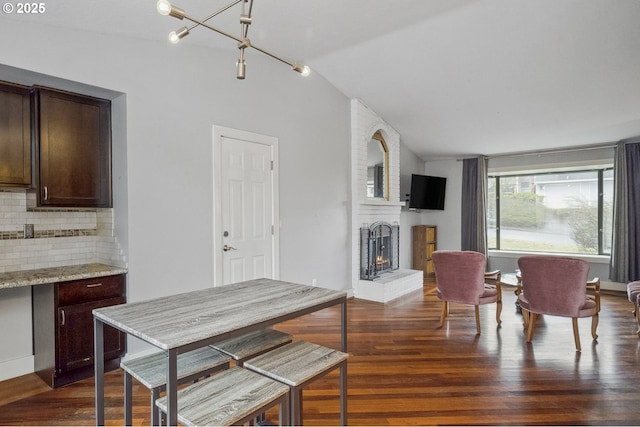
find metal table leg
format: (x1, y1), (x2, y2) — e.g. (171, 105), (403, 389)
(94, 318), (105, 426)
(341, 300), (348, 425)
(165, 349), (178, 426)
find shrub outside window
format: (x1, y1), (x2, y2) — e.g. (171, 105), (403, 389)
(487, 168), (613, 255)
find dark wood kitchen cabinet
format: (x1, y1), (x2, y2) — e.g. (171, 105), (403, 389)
(33, 87), (112, 207)
(32, 274), (126, 388)
(0, 81), (31, 187)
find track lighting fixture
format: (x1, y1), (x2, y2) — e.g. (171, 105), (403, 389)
(156, 0), (310, 80)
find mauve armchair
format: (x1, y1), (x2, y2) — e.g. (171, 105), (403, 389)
(517, 255), (598, 352)
(432, 250), (502, 334)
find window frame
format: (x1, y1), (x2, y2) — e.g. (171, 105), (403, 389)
(487, 166), (613, 256)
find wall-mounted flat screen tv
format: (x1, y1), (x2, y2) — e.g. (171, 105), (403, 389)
(409, 174), (446, 210)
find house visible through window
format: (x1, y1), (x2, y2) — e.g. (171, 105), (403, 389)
(487, 167), (613, 255)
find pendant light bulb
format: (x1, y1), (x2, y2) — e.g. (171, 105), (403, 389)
(292, 63), (311, 77)
(157, 0), (172, 15)
(157, 0), (185, 19)
(169, 26), (189, 44)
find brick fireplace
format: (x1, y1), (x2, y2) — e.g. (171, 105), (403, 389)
(350, 99), (423, 302)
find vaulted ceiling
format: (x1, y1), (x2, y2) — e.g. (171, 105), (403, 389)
(8, 0), (640, 159)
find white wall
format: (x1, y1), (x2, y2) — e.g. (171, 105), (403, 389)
(420, 159), (463, 251)
(399, 144), (428, 269)
(0, 20), (351, 372)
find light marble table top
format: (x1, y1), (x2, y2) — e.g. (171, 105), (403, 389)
(0, 263), (127, 290)
(94, 278), (346, 350)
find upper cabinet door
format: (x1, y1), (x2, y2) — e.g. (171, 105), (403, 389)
(0, 82), (31, 187)
(34, 87), (112, 207)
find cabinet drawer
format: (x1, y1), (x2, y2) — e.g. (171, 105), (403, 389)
(57, 274), (125, 306)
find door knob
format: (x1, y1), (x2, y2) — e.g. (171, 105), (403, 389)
(223, 245), (237, 252)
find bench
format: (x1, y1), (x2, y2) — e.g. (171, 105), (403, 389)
(120, 346), (230, 425)
(155, 366), (290, 426)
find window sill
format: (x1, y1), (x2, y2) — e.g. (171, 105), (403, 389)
(488, 250), (610, 264)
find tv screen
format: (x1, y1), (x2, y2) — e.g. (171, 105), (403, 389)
(409, 174), (446, 210)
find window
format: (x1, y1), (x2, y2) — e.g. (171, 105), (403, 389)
(487, 167), (613, 255)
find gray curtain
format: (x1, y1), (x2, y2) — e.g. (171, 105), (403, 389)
(610, 139), (640, 282)
(461, 156), (488, 253)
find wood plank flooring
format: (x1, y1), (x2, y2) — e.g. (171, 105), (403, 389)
(2, 279), (640, 425)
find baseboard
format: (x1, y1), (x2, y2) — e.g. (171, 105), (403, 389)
(601, 280), (626, 293)
(0, 356), (34, 382)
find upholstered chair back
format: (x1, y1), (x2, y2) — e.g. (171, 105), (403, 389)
(433, 250), (487, 305)
(517, 255), (590, 317)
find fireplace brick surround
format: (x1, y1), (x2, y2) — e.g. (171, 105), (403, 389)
(350, 99), (423, 303)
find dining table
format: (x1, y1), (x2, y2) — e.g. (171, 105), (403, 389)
(93, 278), (348, 426)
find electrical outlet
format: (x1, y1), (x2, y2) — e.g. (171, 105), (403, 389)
(24, 224), (34, 239)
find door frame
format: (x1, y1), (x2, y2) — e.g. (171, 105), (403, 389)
(212, 125), (280, 286)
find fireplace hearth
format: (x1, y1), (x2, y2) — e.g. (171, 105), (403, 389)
(360, 221), (399, 280)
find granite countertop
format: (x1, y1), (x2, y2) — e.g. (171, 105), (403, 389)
(0, 263), (127, 290)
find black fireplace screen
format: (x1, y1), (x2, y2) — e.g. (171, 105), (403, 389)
(360, 221), (399, 280)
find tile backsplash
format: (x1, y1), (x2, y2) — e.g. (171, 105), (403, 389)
(0, 190), (126, 272)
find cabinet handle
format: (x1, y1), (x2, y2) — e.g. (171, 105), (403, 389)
(43, 186), (48, 201)
(60, 309), (65, 326)
(86, 283), (103, 288)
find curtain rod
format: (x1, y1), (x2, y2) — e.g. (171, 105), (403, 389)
(455, 142), (617, 162)
(488, 142), (616, 160)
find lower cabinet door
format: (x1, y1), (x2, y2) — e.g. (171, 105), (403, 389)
(57, 296), (126, 373)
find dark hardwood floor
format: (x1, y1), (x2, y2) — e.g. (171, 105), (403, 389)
(1, 279), (640, 425)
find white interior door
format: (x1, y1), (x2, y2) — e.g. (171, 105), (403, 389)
(213, 126), (279, 286)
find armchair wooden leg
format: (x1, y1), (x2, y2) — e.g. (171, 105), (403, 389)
(591, 313), (599, 341)
(526, 313), (537, 342)
(522, 309), (529, 329)
(572, 317), (581, 352)
(440, 301), (448, 327)
(475, 305), (481, 335)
